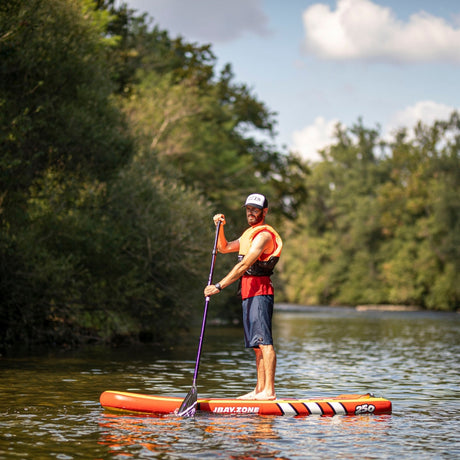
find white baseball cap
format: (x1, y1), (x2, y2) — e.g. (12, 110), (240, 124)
(243, 193), (268, 209)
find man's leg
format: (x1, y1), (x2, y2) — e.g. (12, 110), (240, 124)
(254, 344), (276, 400)
(254, 347), (265, 393)
(237, 346), (275, 400)
(238, 295), (276, 400)
(238, 348), (264, 399)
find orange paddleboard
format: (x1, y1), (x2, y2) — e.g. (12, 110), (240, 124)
(100, 391), (392, 416)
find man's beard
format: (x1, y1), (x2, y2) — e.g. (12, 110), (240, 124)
(248, 213), (264, 226)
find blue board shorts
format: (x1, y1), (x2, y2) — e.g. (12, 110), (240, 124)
(241, 295), (274, 348)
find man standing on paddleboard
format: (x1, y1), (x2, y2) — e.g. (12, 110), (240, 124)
(204, 193), (283, 401)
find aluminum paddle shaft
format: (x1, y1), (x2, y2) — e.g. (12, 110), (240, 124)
(177, 221), (222, 417)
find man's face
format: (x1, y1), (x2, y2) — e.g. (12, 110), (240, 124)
(246, 205), (265, 226)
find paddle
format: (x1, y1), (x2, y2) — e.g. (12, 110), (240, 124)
(177, 220), (222, 417)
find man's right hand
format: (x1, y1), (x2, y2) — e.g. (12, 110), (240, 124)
(204, 284), (221, 297)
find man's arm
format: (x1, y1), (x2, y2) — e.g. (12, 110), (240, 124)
(204, 231), (272, 296)
(213, 213), (239, 254)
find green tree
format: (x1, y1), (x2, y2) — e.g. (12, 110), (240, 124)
(0, 0), (131, 193)
(0, 0), (133, 347)
(379, 113), (460, 309)
(283, 122), (390, 305)
(97, 1), (309, 221)
(1, 0), (312, 349)
(282, 115), (459, 310)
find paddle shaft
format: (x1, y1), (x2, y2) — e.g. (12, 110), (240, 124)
(191, 220), (222, 386)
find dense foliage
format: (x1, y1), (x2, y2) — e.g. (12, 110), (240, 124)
(0, 0), (306, 349)
(281, 117), (460, 310)
(1, 1), (458, 350)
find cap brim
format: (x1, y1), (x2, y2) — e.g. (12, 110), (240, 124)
(242, 203), (264, 209)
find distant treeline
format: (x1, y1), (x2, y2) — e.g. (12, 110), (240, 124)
(281, 119), (460, 311)
(1, 1), (458, 350)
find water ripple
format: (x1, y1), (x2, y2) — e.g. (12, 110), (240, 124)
(1, 309), (459, 459)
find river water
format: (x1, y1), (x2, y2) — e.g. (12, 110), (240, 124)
(1, 305), (459, 459)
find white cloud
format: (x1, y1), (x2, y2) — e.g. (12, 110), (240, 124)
(385, 101), (457, 138)
(302, 0), (460, 63)
(123, 0), (271, 43)
(291, 116), (340, 162)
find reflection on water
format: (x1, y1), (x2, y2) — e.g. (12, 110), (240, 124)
(1, 306), (459, 459)
(98, 412), (282, 458)
(97, 410), (395, 459)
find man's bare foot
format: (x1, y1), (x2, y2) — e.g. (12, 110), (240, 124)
(237, 390), (256, 400)
(253, 391), (276, 401)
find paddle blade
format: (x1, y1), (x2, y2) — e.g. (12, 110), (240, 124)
(177, 386), (198, 417)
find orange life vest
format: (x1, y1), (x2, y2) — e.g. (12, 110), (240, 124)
(237, 224), (282, 299)
(238, 224), (283, 277)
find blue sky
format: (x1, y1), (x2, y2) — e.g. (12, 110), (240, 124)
(122, 0), (460, 161)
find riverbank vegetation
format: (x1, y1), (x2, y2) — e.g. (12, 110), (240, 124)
(1, 1), (458, 350)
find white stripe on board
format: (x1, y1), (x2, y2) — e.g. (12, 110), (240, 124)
(277, 403), (298, 415)
(328, 401), (346, 415)
(304, 402), (323, 415)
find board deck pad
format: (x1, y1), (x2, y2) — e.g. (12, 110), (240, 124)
(100, 391), (392, 416)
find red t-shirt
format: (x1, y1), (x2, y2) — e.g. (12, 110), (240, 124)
(240, 275), (274, 300)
